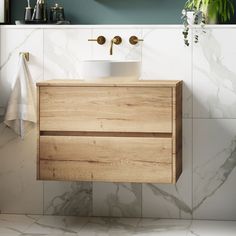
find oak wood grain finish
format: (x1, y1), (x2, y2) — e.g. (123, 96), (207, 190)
(40, 136), (172, 163)
(40, 131), (172, 138)
(37, 80), (183, 183)
(173, 83), (183, 182)
(39, 160), (172, 183)
(37, 86), (40, 180)
(172, 84), (182, 154)
(37, 80), (182, 87)
(39, 86), (172, 133)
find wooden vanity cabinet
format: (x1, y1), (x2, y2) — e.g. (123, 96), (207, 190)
(37, 80), (182, 183)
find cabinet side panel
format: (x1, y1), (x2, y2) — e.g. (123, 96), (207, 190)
(172, 83), (183, 183)
(37, 86), (40, 180)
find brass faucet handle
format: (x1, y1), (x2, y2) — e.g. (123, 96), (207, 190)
(129, 36), (144, 45)
(88, 36), (106, 45)
(112, 36), (122, 45)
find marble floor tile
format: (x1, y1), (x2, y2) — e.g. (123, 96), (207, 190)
(188, 220), (236, 236)
(0, 214), (37, 235)
(136, 219), (191, 236)
(0, 215), (235, 236)
(77, 217), (139, 236)
(24, 215), (88, 235)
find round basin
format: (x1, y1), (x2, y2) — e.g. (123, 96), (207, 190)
(80, 60), (141, 81)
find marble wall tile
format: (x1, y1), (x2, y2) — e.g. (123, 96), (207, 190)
(2, 26), (236, 221)
(142, 119), (193, 219)
(0, 124), (43, 214)
(141, 28), (192, 118)
(93, 182), (142, 217)
(193, 119), (236, 220)
(91, 28), (142, 61)
(193, 28), (236, 118)
(44, 181), (92, 216)
(0, 28), (43, 116)
(44, 29), (92, 80)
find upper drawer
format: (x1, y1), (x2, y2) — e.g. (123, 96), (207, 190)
(39, 86), (172, 133)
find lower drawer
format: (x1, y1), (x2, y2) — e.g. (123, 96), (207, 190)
(39, 135), (173, 183)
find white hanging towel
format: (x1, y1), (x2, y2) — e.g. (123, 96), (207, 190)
(4, 53), (36, 138)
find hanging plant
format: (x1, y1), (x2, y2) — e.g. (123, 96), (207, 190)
(182, 9), (205, 46)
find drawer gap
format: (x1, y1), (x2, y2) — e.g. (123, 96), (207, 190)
(40, 131), (172, 138)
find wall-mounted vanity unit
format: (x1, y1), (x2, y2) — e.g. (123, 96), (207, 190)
(37, 80), (182, 183)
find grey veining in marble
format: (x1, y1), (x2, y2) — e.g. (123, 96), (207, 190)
(193, 119), (236, 220)
(0, 29), (37, 71)
(44, 182), (92, 216)
(93, 183), (142, 217)
(142, 120), (193, 219)
(193, 29), (236, 118)
(147, 184), (192, 215)
(2, 26), (236, 220)
(105, 184), (141, 217)
(194, 137), (236, 211)
(2, 214), (236, 236)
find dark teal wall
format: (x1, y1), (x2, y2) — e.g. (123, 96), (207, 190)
(10, 0), (188, 24)
(10, 0), (236, 24)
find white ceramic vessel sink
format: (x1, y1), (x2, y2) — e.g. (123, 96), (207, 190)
(80, 60), (141, 81)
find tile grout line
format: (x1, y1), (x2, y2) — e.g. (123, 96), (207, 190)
(191, 28), (194, 221)
(141, 27), (143, 218)
(42, 28), (45, 216)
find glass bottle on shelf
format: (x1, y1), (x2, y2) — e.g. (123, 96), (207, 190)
(0, 0), (10, 24)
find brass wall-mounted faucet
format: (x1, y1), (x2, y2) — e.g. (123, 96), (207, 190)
(110, 36), (122, 55)
(88, 36), (106, 45)
(88, 35), (142, 55)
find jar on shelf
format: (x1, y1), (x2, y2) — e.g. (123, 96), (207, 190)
(50, 3), (65, 23)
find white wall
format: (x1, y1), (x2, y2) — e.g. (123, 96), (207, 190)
(0, 25), (236, 220)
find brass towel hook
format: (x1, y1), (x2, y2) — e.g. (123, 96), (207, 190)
(19, 52), (30, 61)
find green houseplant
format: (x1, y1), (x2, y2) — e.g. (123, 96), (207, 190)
(185, 0), (234, 23)
(182, 0), (235, 46)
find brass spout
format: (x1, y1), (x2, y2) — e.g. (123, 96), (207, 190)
(110, 39), (114, 55)
(110, 36), (122, 55)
